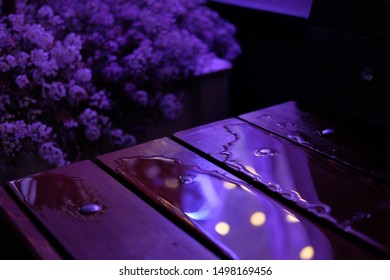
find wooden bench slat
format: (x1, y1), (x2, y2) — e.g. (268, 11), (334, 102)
(239, 101), (390, 184)
(173, 118), (390, 254)
(97, 137), (381, 259)
(0, 186), (62, 260)
(6, 160), (217, 260)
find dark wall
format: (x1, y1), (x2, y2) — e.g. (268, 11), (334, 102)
(295, 1), (390, 129)
(310, 0), (390, 40)
(211, 1), (390, 129)
(293, 26), (390, 129)
(209, 2), (308, 116)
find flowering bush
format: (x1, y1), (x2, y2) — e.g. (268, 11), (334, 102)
(0, 0), (240, 171)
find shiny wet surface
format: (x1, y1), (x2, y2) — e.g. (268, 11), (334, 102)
(239, 101), (390, 184)
(115, 155), (333, 259)
(8, 160), (218, 260)
(12, 173), (104, 218)
(95, 137), (382, 259)
(174, 120), (390, 251)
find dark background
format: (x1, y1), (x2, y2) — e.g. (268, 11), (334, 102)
(209, 0), (390, 129)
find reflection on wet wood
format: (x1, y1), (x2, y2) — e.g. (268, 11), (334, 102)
(6, 161), (217, 260)
(239, 101), (390, 184)
(174, 118), (390, 254)
(0, 186), (62, 260)
(97, 137), (381, 259)
(3, 101), (389, 260)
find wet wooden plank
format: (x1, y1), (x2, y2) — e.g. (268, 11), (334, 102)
(0, 186), (62, 260)
(97, 137), (383, 259)
(239, 101), (390, 183)
(173, 118), (390, 255)
(6, 160), (217, 260)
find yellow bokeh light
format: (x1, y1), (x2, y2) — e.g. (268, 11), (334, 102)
(215, 222), (230, 236)
(223, 181), (237, 190)
(250, 211), (266, 227)
(299, 245), (314, 260)
(164, 177), (179, 189)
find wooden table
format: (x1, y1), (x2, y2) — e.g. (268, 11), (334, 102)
(1, 101), (389, 259)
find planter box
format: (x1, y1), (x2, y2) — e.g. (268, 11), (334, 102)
(0, 59), (232, 185)
(138, 58), (232, 143)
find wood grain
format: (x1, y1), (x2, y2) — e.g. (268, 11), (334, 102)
(173, 118), (390, 255)
(240, 101), (390, 184)
(0, 186), (62, 259)
(6, 160), (217, 260)
(97, 137), (382, 259)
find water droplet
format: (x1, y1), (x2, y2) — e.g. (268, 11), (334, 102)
(340, 212), (371, 228)
(178, 174), (195, 184)
(259, 114), (272, 119)
(276, 122), (295, 129)
(287, 134), (310, 145)
(321, 128), (336, 136)
(79, 203), (102, 215)
(267, 183), (283, 192)
(352, 212), (371, 220)
(281, 192), (295, 200)
(254, 148), (277, 157)
(13, 173), (103, 217)
(361, 67), (373, 82)
(306, 204), (331, 215)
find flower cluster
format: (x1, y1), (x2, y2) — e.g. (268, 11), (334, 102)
(0, 0), (240, 171)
